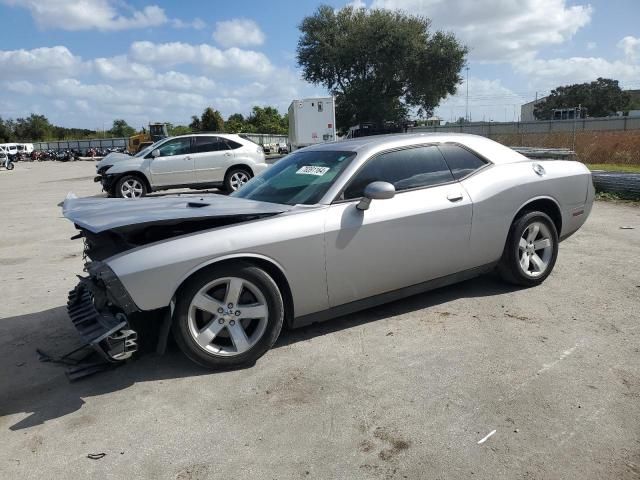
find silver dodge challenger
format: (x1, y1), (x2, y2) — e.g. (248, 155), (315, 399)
(63, 133), (594, 369)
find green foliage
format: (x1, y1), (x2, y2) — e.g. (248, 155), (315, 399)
(167, 124), (192, 136)
(109, 119), (136, 137)
(188, 115), (201, 131)
(13, 114), (53, 140)
(297, 5), (467, 132)
(200, 107), (225, 132)
(245, 106), (288, 134)
(225, 113), (246, 133)
(534, 78), (631, 120)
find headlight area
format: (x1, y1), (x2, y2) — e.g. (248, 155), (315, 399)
(68, 261), (140, 362)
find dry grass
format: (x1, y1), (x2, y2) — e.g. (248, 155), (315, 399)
(491, 131), (640, 165)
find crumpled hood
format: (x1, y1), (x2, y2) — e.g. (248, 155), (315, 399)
(96, 152), (132, 169)
(62, 193), (291, 233)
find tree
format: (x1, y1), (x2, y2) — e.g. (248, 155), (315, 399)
(13, 114), (53, 140)
(246, 106), (288, 134)
(297, 5), (467, 132)
(189, 115), (201, 131)
(109, 119), (136, 137)
(167, 124), (191, 136)
(225, 113), (247, 133)
(200, 107), (225, 131)
(534, 78), (631, 120)
(0, 117), (13, 142)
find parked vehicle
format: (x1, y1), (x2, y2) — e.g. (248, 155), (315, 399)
(277, 143), (289, 155)
(62, 133), (594, 369)
(288, 97), (336, 151)
(1, 150), (14, 170)
(128, 122), (169, 154)
(95, 133), (268, 198)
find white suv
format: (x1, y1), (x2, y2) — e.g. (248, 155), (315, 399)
(95, 134), (268, 198)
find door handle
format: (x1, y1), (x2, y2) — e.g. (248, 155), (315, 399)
(184, 156), (191, 160)
(224, 152), (232, 157)
(447, 193), (464, 202)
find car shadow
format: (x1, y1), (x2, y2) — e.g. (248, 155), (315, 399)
(0, 274), (518, 431)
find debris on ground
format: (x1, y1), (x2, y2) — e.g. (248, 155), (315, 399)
(87, 453), (106, 460)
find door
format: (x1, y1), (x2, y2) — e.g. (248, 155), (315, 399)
(324, 145), (473, 307)
(148, 137), (195, 187)
(192, 136), (234, 183)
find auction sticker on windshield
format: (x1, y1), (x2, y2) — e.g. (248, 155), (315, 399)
(296, 166), (330, 176)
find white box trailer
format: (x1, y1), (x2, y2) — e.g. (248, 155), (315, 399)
(288, 97), (336, 151)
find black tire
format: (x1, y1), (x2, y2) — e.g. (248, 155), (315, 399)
(497, 211), (559, 287)
(223, 167), (253, 193)
(114, 174), (147, 199)
(6, 161), (14, 171)
(172, 263), (284, 369)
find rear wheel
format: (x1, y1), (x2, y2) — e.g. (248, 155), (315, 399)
(498, 211), (558, 287)
(224, 167), (252, 192)
(6, 161), (14, 171)
(115, 174), (147, 199)
(172, 263), (284, 369)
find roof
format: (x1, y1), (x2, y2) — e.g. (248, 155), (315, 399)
(302, 132), (529, 165)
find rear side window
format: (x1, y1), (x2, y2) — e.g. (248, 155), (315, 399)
(193, 136), (229, 153)
(225, 139), (242, 150)
(344, 146), (454, 199)
(438, 144), (487, 180)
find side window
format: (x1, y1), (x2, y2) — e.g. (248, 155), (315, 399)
(193, 136), (230, 153)
(156, 137), (191, 157)
(438, 144), (487, 180)
(344, 146), (454, 199)
(225, 139), (242, 150)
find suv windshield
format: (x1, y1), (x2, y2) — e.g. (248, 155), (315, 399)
(135, 138), (169, 158)
(232, 150), (356, 205)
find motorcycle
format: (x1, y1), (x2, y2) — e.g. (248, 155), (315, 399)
(1, 153), (14, 171)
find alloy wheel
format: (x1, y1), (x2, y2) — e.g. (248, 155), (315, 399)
(187, 277), (269, 357)
(229, 171), (250, 191)
(120, 178), (144, 198)
(518, 221), (553, 278)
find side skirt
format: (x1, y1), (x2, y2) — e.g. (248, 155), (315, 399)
(292, 263), (497, 328)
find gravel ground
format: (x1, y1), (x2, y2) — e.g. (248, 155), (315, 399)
(1, 161), (639, 480)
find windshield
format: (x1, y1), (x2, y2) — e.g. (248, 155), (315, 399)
(232, 150), (356, 205)
(134, 138), (167, 158)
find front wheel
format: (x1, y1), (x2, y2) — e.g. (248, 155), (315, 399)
(224, 167), (252, 192)
(115, 175), (147, 199)
(497, 211), (559, 287)
(172, 263), (284, 369)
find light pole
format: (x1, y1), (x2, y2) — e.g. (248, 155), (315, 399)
(465, 67), (470, 122)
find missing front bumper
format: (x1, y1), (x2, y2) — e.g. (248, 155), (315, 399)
(67, 282), (138, 362)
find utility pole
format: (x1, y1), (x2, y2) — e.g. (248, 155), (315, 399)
(465, 66), (470, 122)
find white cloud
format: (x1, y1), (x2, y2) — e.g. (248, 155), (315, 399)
(129, 41), (273, 76)
(1, 0), (167, 31)
(513, 54), (640, 89)
(146, 71), (216, 92)
(586, 42), (596, 51)
(212, 19), (266, 48)
(618, 36), (640, 62)
(172, 17), (207, 30)
(0, 46), (82, 79)
(368, 0), (592, 62)
(93, 56), (155, 81)
(436, 77), (525, 122)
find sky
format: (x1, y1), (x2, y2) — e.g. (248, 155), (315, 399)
(0, 0), (638, 130)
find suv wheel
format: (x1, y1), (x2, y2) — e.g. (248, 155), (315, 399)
(224, 168), (252, 192)
(116, 175), (147, 199)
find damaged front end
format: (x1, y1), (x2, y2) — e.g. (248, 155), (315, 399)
(68, 261), (140, 362)
(62, 192), (291, 365)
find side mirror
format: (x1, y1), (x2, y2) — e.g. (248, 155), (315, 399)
(356, 181), (395, 210)
(151, 149), (160, 158)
